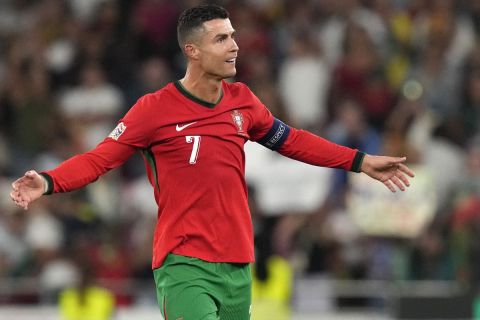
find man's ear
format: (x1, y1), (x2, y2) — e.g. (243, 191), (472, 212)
(184, 44), (200, 60)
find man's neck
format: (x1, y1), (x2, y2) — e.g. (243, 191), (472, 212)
(180, 69), (223, 104)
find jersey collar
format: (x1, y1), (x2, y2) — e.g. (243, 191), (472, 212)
(174, 80), (224, 109)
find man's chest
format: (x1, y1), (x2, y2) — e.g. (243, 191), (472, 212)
(147, 105), (253, 167)
(152, 105), (252, 143)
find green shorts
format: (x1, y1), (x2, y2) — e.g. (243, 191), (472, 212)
(153, 254), (252, 320)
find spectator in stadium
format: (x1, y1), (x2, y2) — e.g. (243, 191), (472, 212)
(11, 4), (414, 320)
(59, 263), (115, 320)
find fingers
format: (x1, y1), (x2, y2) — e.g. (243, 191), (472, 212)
(10, 190), (28, 210)
(11, 171), (38, 210)
(395, 170), (410, 187)
(391, 175), (405, 191)
(383, 180), (396, 193)
(11, 175), (31, 190)
(389, 156), (407, 164)
(383, 169), (412, 193)
(11, 178), (24, 190)
(10, 190), (17, 202)
(398, 163), (415, 177)
(25, 170), (38, 178)
(373, 156), (414, 192)
(12, 171), (37, 184)
(383, 177), (407, 193)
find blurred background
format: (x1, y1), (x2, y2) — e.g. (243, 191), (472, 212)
(0, 0), (480, 319)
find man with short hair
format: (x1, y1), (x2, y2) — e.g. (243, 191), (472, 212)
(11, 4), (414, 320)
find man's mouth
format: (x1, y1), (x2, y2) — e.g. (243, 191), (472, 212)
(226, 58), (236, 64)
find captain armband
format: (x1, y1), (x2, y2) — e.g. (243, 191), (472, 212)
(257, 118), (291, 151)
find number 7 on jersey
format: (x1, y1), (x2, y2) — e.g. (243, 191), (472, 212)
(185, 135), (201, 164)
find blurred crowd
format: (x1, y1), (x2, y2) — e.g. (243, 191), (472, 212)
(0, 0), (479, 310)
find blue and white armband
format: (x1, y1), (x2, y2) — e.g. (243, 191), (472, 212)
(257, 118), (291, 151)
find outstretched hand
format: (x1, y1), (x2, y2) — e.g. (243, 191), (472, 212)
(10, 170), (46, 210)
(361, 155), (415, 192)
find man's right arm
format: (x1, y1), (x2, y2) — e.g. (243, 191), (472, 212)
(10, 139), (137, 210)
(42, 139), (137, 194)
(41, 93), (159, 193)
(11, 93), (159, 209)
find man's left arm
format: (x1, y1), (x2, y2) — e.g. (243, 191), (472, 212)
(276, 126), (414, 192)
(253, 117), (414, 192)
(245, 86), (414, 192)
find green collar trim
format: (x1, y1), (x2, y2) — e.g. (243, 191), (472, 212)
(174, 81), (223, 109)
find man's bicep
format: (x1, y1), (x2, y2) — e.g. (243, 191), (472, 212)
(243, 85), (292, 150)
(248, 104), (292, 151)
(89, 138), (139, 169)
(111, 93), (158, 148)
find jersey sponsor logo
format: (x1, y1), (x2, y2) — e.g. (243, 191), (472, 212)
(108, 122), (127, 140)
(231, 110), (246, 135)
(176, 121), (197, 131)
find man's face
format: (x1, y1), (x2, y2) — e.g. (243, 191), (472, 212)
(194, 18), (239, 79)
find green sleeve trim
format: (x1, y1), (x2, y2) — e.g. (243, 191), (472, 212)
(39, 172), (54, 195)
(351, 151), (366, 173)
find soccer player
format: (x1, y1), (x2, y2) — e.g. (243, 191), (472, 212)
(10, 4), (414, 320)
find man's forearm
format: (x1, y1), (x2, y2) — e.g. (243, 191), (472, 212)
(277, 127), (365, 172)
(42, 139), (137, 193)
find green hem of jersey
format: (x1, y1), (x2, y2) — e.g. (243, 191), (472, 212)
(174, 81), (223, 108)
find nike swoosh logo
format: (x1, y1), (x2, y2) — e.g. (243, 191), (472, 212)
(176, 121), (197, 131)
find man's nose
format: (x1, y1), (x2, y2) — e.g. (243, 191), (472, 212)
(231, 39), (239, 52)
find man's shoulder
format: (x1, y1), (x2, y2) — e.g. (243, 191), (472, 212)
(223, 80), (254, 96)
(150, 82), (176, 99)
(136, 83), (174, 106)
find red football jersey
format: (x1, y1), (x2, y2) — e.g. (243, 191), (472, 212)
(43, 80), (362, 269)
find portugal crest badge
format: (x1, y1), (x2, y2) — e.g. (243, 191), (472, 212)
(231, 110), (245, 135)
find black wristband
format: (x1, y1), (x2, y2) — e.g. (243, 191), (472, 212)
(350, 151), (366, 173)
(39, 172), (54, 195)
